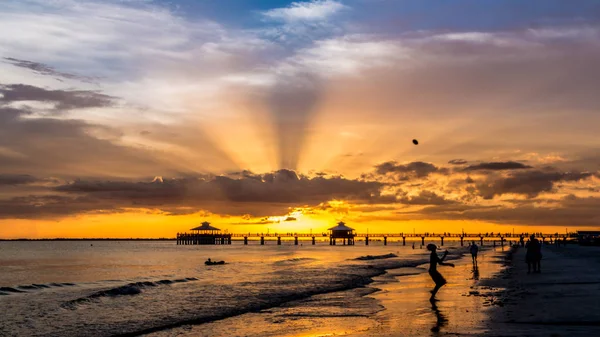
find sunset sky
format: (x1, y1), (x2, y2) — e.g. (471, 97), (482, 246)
(1, 0), (600, 238)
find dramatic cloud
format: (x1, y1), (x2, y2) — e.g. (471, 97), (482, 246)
(464, 161), (532, 171)
(413, 196), (600, 227)
(0, 169), (383, 219)
(2, 0), (600, 233)
(374, 161), (443, 178)
(54, 170), (382, 204)
(477, 170), (594, 199)
(397, 190), (456, 205)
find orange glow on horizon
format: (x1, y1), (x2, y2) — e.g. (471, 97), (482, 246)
(0, 210), (583, 239)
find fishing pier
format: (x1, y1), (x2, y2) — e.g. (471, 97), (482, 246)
(177, 221), (567, 247)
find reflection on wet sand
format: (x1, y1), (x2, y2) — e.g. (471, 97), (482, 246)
(429, 299), (448, 333)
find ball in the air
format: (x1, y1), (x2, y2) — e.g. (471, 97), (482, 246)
(412, 139), (418, 145)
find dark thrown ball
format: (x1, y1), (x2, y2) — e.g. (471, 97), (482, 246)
(412, 139), (419, 145)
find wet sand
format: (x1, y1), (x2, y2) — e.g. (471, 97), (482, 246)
(483, 244), (600, 336)
(354, 246), (508, 336)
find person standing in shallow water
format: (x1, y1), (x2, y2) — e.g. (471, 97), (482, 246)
(427, 244), (455, 300)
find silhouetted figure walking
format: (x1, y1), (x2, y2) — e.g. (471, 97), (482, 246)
(525, 235), (542, 273)
(469, 241), (479, 266)
(427, 244), (455, 300)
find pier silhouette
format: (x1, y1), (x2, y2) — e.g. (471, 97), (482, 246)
(177, 227), (569, 247)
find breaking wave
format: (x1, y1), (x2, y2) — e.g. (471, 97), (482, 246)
(62, 277), (199, 309)
(274, 257), (317, 265)
(354, 253), (398, 261)
(0, 283), (77, 294)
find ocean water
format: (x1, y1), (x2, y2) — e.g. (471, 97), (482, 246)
(0, 240), (467, 337)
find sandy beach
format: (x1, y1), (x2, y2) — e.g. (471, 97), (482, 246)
(483, 244), (600, 336)
(363, 243), (600, 337)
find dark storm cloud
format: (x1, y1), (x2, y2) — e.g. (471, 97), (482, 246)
(374, 161), (443, 178)
(448, 159), (467, 165)
(464, 161), (532, 171)
(477, 170), (593, 199)
(0, 174), (37, 185)
(0, 84), (115, 110)
(3, 57), (97, 83)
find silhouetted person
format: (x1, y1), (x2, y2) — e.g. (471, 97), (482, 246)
(525, 235), (541, 273)
(520, 235), (525, 247)
(427, 244), (455, 300)
(469, 241), (479, 266)
(412, 242), (415, 249)
(535, 238), (543, 273)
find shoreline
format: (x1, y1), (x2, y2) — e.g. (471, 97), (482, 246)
(145, 245), (502, 337)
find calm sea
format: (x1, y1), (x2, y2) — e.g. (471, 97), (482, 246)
(0, 240), (466, 336)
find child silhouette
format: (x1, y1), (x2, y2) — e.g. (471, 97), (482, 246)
(427, 244), (455, 300)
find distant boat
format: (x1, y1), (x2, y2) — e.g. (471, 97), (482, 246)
(205, 260), (225, 266)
